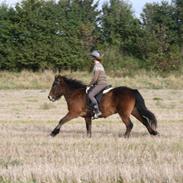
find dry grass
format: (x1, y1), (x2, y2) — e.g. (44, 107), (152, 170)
(0, 120), (182, 183)
(1, 70), (183, 89)
(0, 89), (183, 183)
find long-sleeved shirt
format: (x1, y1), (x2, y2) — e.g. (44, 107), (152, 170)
(89, 60), (107, 86)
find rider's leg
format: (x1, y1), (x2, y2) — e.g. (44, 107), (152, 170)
(88, 85), (106, 118)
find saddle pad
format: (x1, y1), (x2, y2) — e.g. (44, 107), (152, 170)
(103, 87), (113, 94)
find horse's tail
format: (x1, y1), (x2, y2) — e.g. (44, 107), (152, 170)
(133, 89), (157, 130)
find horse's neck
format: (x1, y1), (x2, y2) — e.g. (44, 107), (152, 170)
(62, 85), (79, 102)
(63, 86), (86, 108)
(62, 86), (73, 102)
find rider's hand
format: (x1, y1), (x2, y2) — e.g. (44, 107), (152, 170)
(86, 86), (90, 93)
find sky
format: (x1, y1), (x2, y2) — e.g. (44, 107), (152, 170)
(1, 0), (172, 17)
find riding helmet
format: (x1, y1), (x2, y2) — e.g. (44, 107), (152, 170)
(91, 50), (101, 60)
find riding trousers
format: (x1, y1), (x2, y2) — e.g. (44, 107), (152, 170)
(88, 84), (108, 105)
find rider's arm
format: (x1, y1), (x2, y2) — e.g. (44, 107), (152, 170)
(89, 70), (100, 86)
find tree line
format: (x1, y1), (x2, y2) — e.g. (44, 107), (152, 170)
(0, 0), (183, 73)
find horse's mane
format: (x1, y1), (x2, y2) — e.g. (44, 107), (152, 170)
(62, 76), (86, 90)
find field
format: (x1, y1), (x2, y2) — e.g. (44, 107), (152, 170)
(0, 72), (183, 183)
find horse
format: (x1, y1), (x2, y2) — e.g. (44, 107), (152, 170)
(48, 75), (159, 138)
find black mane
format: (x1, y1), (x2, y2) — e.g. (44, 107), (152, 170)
(62, 76), (86, 90)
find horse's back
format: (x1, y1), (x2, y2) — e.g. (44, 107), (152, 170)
(113, 86), (135, 92)
(100, 86), (136, 117)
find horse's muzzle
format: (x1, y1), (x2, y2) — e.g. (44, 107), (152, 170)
(48, 95), (55, 102)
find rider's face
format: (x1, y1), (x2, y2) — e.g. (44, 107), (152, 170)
(90, 56), (96, 63)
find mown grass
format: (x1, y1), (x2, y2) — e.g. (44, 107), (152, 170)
(0, 120), (182, 183)
(0, 72), (183, 183)
(1, 70), (183, 89)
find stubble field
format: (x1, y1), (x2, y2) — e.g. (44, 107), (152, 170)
(0, 72), (183, 183)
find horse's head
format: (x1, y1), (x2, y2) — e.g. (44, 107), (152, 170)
(48, 75), (64, 102)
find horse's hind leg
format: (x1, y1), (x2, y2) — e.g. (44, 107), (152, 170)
(119, 113), (133, 138)
(132, 108), (158, 135)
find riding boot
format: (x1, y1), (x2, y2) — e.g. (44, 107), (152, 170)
(93, 104), (102, 119)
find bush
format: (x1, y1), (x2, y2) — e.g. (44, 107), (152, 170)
(102, 47), (142, 76)
(148, 46), (183, 72)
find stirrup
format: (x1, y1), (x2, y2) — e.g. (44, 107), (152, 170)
(92, 111), (102, 119)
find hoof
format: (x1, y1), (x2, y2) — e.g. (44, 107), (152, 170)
(87, 133), (92, 138)
(124, 134), (130, 138)
(150, 131), (159, 136)
(155, 131), (160, 136)
(50, 128), (60, 137)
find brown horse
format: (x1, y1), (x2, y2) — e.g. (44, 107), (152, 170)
(48, 75), (158, 138)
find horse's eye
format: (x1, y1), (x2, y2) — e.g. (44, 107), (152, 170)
(54, 80), (60, 86)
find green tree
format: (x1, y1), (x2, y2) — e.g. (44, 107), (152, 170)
(101, 0), (145, 58)
(56, 0), (100, 70)
(1, 0), (183, 73)
(0, 0), (100, 71)
(141, 1), (181, 71)
(173, 0), (183, 55)
(0, 4), (18, 70)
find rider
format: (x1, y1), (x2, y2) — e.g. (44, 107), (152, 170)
(86, 50), (108, 119)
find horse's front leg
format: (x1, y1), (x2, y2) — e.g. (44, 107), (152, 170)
(84, 117), (92, 137)
(50, 113), (75, 137)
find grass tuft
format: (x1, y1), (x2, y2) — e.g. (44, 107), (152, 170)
(1, 70), (183, 89)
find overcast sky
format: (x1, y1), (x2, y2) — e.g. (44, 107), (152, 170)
(1, 0), (171, 17)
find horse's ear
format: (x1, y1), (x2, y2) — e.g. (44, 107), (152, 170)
(55, 74), (61, 79)
(57, 75), (64, 84)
